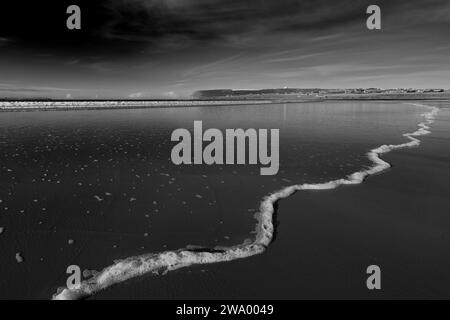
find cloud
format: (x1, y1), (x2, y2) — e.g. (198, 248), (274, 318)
(101, 0), (450, 45)
(162, 91), (178, 98)
(0, 85), (81, 93)
(2, 0), (450, 56)
(1, 0), (450, 97)
(181, 53), (244, 78)
(0, 37), (11, 47)
(102, 0), (356, 43)
(129, 92), (143, 98)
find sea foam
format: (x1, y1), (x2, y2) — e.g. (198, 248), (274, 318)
(52, 103), (439, 300)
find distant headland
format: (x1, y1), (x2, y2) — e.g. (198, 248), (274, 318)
(193, 88), (450, 101)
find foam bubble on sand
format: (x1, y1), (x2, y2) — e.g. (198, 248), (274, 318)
(52, 103), (439, 300)
(93, 195), (104, 202)
(15, 253), (24, 263)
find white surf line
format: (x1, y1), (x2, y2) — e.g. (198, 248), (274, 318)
(53, 103), (439, 300)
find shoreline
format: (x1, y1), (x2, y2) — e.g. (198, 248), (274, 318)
(52, 102), (440, 300)
(1, 98), (449, 112)
(0, 100), (274, 112)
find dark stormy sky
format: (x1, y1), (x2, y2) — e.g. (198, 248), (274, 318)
(0, 0), (449, 99)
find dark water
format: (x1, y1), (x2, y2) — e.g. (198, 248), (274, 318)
(0, 102), (426, 299)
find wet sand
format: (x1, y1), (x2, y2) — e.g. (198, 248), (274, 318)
(0, 101), (447, 299)
(93, 102), (450, 299)
(270, 102), (450, 299)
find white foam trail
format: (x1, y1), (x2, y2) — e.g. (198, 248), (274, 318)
(0, 100), (272, 110)
(53, 103), (439, 300)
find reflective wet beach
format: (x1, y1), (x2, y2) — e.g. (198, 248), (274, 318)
(0, 102), (426, 298)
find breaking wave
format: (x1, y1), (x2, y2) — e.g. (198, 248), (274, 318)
(53, 103), (439, 300)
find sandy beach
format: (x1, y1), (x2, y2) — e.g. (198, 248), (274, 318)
(0, 100), (448, 299)
(86, 101), (450, 300)
(270, 102), (450, 299)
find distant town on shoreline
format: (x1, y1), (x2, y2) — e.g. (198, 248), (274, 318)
(192, 88), (449, 100)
